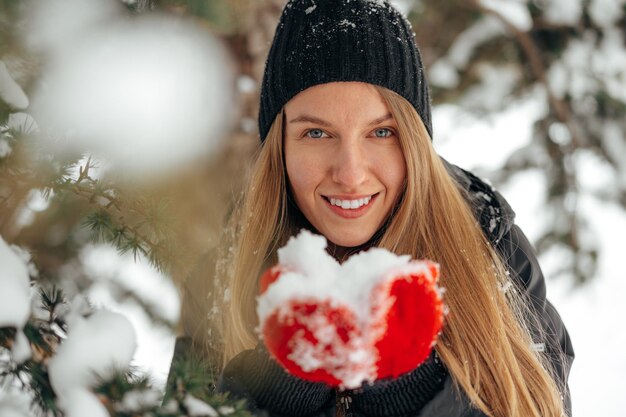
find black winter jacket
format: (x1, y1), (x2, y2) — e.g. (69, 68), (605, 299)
(213, 162), (575, 417)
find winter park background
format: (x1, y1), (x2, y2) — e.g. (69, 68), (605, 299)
(1, 0), (626, 416)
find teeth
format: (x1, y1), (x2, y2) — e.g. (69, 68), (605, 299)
(329, 196), (373, 210)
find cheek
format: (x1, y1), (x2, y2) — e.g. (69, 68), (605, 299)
(380, 148), (407, 194)
(285, 149), (319, 202)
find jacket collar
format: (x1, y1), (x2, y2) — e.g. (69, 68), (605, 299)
(442, 158), (516, 245)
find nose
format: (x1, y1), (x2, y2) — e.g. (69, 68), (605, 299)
(331, 139), (368, 189)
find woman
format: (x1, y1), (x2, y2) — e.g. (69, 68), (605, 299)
(176, 1), (574, 416)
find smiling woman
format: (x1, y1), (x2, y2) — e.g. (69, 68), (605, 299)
(172, 1), (574, 417)
(284, 82), (406, 253)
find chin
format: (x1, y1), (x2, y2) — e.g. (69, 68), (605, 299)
(327, 233), (373, 250)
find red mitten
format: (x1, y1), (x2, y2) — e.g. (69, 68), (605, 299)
(257, 231), (445, 389)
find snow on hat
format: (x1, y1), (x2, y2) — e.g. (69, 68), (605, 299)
(258, 0), (433, 142)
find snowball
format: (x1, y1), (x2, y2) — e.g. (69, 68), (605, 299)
(0, 61), (29, 109)
(479, 0), (533, 31)
(48, 310), (137, 396)
(0, 237), (31, 329)
(29, 5), (235, 178)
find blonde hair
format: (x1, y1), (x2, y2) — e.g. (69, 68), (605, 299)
(201, 86), (565, 417)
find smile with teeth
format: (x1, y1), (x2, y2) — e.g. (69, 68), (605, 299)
(328, 195), (373, 210)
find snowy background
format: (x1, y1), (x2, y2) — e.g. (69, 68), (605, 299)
(435, 102), (626, 417)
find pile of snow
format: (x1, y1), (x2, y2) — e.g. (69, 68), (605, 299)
(0, 61), (29, 109)
(0, 236), (32, 363)
(0, 396), (30, 417)
(80, 244), (179, 386)
(48, 310), (137, 417)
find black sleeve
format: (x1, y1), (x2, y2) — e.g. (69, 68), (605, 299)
(217, 344), (449, 417)
(496, 224), (575, 416)
(216, 342), (334, 417)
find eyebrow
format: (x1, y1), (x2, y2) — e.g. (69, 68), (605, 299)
(288, 113), (394, 126)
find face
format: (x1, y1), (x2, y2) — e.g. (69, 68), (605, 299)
(284, 82), (406, 251)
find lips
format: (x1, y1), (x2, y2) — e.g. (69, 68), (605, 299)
(322, 193), (379, 219)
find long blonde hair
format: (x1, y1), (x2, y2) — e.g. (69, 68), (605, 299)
(206, 86), (565, 417)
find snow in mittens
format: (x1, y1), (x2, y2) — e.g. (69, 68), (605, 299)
(48, 310), (137, 417)
(257, 230), (442, 388)
(0, 236), (32, 363)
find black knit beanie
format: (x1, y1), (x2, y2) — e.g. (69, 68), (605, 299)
(258, 0), (433, 142)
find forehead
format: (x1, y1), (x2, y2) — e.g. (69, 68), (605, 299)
(284, 82), (391, 123)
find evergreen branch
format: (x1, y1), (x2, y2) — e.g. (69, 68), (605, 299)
(82, 209), (174, 273)
(21, 359), (61, 417)
(2, 154), (182, 274)
(164, 344), (219, 402)
(92, 366), (253, 417)
(0, 327), (17, 351)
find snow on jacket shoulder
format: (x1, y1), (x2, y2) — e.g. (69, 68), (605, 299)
(213, 161), (574, 417)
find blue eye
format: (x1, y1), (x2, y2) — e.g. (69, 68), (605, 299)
(373, 128), (393, 138)
(305, 129), (327, 139)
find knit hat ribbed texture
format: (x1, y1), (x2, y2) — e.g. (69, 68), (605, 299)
(259, 0), (433, 142)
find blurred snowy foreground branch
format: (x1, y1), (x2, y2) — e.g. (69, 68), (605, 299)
(0, 0), (251, 415)
(23, 0), (235, 179)
(0, 236), (251, 417)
